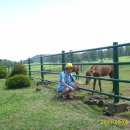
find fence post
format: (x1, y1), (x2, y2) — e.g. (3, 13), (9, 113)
(28, 58), (31, 79)
(62, 50), (65, 71)
(40, 56), (44, 81)
(113, 42), (119, 103)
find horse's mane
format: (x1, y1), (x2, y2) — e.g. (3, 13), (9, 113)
(87, 65), (95, 72)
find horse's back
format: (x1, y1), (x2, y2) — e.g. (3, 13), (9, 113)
(95, 65), (113, 76)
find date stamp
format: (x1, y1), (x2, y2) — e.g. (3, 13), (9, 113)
(99, 119), (129, 125)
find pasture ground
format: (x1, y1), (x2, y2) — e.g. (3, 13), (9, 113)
(0, 79), (130, 130)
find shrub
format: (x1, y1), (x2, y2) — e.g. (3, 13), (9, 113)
(0, 65), (8, 79)
(6, 74), (31, 89)
(8, 63), (27, 78)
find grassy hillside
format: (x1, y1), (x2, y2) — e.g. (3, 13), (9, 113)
(0, 79), (130, 130)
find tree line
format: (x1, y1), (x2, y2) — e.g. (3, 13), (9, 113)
(24, 46), (130, 64)
(0, 59), (15, 68)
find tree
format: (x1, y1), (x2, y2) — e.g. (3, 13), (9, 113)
(97, 50), (104, 62)
(125, 46), (130, 57)
(0, 65), (8, 78)
(118, 46), (125, 56)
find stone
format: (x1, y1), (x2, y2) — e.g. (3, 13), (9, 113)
(104, 102), (130, 115)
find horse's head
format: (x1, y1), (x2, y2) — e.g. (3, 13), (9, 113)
(71, 66), (79, 74)
(85, 69), (93, 85)
(71, 66), (76, 72)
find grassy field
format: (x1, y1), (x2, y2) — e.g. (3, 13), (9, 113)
(0, 79), (130, 130)
(1, 56), (129, 129)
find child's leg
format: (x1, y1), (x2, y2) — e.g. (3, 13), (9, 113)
(70, 84), (79, 91)
(73, 85), (79, 90)
(61, 88), (71, 95)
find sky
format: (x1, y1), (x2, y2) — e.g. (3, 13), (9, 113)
(0, 0), (130, 61)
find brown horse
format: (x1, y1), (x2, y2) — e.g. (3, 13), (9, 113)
(72, 65), (80, 79)
(85, 65), (114, 92)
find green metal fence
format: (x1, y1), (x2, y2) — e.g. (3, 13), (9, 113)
(23, 42), (130, 103)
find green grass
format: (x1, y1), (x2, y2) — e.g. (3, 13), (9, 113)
(2, 56), (129, 129)
(0, 79), (130, 130)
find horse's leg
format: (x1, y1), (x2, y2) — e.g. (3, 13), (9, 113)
(93, 79), (96, 90)
(92, 79), (97, 95)
(98, 80), (102, 92)
(77, 72), (79, 80)
(109, 73), (114, 93)
(75, 71), (79, 80)
(75, 72), (77, 79)
(111, 82), (115, 94)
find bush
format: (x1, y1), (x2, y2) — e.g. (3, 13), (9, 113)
(0, 65), (8, 79)
(8, 63), (27, 78)
(6, 74), (31, 89)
